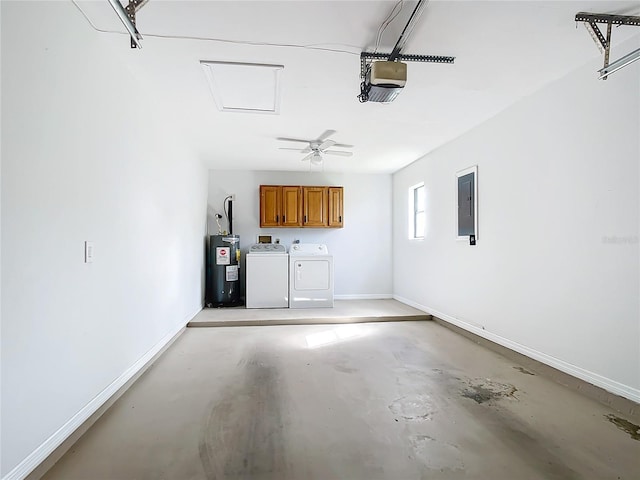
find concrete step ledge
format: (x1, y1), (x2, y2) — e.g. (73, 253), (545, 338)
(188, 314), (431, 328)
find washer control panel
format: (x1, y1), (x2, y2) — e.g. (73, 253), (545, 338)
(248, 243), (287, 254)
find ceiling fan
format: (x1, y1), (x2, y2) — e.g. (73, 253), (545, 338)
(277, 130), (353, 164)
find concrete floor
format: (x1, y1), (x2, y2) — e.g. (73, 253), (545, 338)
(42, 321), (639, 480)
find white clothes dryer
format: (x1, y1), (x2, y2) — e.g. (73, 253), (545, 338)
(288, 243), (334, 308)
(246, 243), (289, 308)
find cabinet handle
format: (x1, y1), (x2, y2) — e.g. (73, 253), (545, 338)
(304, 215), (307, 222)
(276, 215), (279, 222)
(339, 215), (342, 222)
(283, 215), (286, 222)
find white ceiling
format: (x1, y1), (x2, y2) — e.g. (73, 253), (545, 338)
(74, 0), (640, 173)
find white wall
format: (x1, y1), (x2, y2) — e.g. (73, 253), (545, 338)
(392, 38), (640, 401)
(208, 170), (393, 298)
(1, 2), (207, 477)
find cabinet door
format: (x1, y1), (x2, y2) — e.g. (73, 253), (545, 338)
(328, 187), (344, 228)
(281, 186), (302, 227)
(303, 187), (328, 227)
(260, 185), (281, 227)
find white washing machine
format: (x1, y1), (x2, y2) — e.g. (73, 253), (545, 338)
(246, 244), (289, 308)
(289, 243), (334, 308)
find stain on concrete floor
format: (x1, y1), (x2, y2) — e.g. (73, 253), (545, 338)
(409, 434), (465, 472)
(334, 364), (358, 374)
(389, 394), (435, 421)
(494, 419), (581, 480)
(199, 351), (287, 479)
(513, 366), (535, 375)
(605, 414), (640, 441)
(461, 378), (517, 404)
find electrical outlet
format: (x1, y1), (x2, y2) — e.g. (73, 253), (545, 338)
(84, 241), (94, 263)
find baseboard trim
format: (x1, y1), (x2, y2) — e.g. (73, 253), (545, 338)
(334, 294), (393, 300)
(4, 306), (202, 480)
(392, 295), (640, 406)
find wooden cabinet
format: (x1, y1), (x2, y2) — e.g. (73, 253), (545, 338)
(260, 185), (302, 227)
(281, 186), (303, 227)
(260, 185), (281, 227)
(302, 187), (328, 227)
(328, 187), (344, 228)
(259, 185), (343, 228)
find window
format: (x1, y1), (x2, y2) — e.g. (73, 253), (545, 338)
(456, 166), (478, 240)
(409, 183), (425, 239)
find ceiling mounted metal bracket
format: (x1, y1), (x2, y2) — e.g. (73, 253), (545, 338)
(360, 0), (454, 79)
(124, 0), (149, 48)
(360, 52), (454, 79)
(575, 12), (640, 27)
(358, 0), (454, 102)
(107, 0), (146, 48)
(584, 21), (608, 53)
(575, 12), (640, 80)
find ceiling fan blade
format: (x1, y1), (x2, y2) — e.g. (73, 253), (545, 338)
(301, 152), (315, 162)
(280, 147), (312, 153)
(317, 130), (336, 142)
(332, 143), (354, 148)
(317, 139), (336, 151)
(276, 137), (311, 143)
(324, 150), (353, 157)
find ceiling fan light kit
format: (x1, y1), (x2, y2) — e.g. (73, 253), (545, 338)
(277, 130), (353, 166)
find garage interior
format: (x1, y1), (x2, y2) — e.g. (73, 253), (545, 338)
(1, 1), (639, 479)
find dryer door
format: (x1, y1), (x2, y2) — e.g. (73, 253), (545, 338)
(293, 259), (330, 290)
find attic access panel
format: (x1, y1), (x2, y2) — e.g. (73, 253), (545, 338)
(200, 61), (284, 114)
